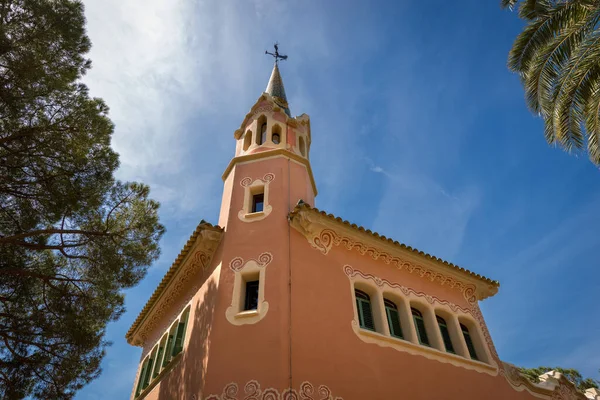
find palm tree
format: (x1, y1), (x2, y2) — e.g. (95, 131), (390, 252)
(502, 0), (600, 166)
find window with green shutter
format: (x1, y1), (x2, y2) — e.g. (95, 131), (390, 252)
(460, 323), (479, 360)
(384, 299), (403, 339)
(162, 322), (178, 368)
(436, 316), (455, 354)
(152, 335), (167, 378)
(135, 358), (149, 397)
(355, 289), (375, 331)
(141, 352), (154, 390)
(172, 308), (190, 356)
(411, 307), (430, 346)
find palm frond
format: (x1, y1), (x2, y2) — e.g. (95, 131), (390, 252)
(552, 31), (600, 151)
(508, 1), (588, 74)
(522, 7), (594, 115)
(584, 80), (600, 163)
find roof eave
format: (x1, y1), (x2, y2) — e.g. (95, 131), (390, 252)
(126, 222), (224, 346)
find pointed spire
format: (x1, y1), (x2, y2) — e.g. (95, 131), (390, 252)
(265, 63), (291, 117)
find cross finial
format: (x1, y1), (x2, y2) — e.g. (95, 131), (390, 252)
(265, 42), (288, 64)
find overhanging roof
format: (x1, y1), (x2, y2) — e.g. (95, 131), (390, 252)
(289, 202), (499, 301)
(126, 221), (223, 346)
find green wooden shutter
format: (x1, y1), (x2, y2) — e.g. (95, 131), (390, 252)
(356, 298), (364, 327)
(172, 310), (190, 356)
(162, 331), (175, 368)
(135, 359), (149, 397)
(438, 321), (455, 353)
(386, 306), (403, 339)
(142, 354), (154, 389)
(462, 328), (478, 360)
(357, 298), (374, 331)
(152, 345), (164, 378)
(414, 315), (430, 346)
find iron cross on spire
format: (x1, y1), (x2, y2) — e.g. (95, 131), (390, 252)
(265, 43), (288, 64)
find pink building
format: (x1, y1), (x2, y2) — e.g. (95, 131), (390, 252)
(126, 61), (599, 400)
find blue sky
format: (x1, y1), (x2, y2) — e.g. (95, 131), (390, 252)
(77, 0), (600, 398)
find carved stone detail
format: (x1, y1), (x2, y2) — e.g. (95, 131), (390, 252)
(299, 226), (478, 305)
(205, 380), (343, 400)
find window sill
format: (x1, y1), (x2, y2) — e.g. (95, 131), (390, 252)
(234, 309), (260, 319)
(136, 352), (182, 399)
(355, 324), (497, 375)
(245, 211), (265, 219)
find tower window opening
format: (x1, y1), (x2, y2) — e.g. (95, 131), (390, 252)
(252, 193), (264, 213)
(260, 123), (267, 145)
(272, 124), (282, 144)
(243, 130), (252, 151)
(244, 280), (260, 311)
(460, 323), (479, 360)
(256, 115), (267, 145)
(436, 315), (455, 354)
(355, 289), (375, 331)
(384, 299), (403, 339)
(411, 307), (430, 346)
(299, 136), (306, 157)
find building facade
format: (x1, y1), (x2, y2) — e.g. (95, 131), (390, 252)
(126, 62), (600, 400)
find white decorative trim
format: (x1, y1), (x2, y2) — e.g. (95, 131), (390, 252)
(205, 380), (343, 400)
(344, 265), (498, 374)
(225, 253), (273, 326)
(238, 174), (275, 223)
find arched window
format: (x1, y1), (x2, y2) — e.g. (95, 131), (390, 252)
(256, 115), (267, 145)
(460, 323), (478, 360)
(272, 124), (281, 144)
(243, 130), (252, 151)
(384, 299), (403, 339)
(411, 308), (430, 346)
(260, 123), (267, 145)
(299, 136), (306, 156)
(436, 316), (455, 354)
(355, 289), (375, 331)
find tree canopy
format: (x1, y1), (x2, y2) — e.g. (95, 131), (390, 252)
(502, 0), (600, 166)
(0, 0), (164, 398)
(519, 366), (599, 393)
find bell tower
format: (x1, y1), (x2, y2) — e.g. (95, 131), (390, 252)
(218, 49), (317, 228)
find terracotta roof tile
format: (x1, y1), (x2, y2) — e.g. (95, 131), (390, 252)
(126, 220), (224, 342)
(289, 202), (499, 287)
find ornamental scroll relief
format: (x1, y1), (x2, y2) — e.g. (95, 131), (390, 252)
(294, 220), (479, 306)
(204, 380), (343, 400)
(138, 249), (214, 347)
(238, 173), (275, 223)
(225, 252), (273, 326)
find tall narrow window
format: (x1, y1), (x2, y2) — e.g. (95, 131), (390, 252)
(411, 308), (430, 346)
(260, 123), (267, 145)
(355, 289), (375, 331)
(161, 322), (177, 368)
(243, 130), (252, 151)
(141, 351), (154, 390)
(152, 334), (167, 378)
(460, 323), (479, 360)
(172, 308), (190, 357)
(256, 115), (267, 145)
(135, 358), (150, 397)
(244, 280), (259, 310)
(272, 124), (281, 144)
(299, 136), (306, 156)
(251, 193), (264, 213)
(436, 316), (455, 354)
(384, 299), (403, 339)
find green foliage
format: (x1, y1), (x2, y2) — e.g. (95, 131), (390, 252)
(0, 0), (165, 398)
(502, 0), (600, 165)
(519, 366), (600, 392)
